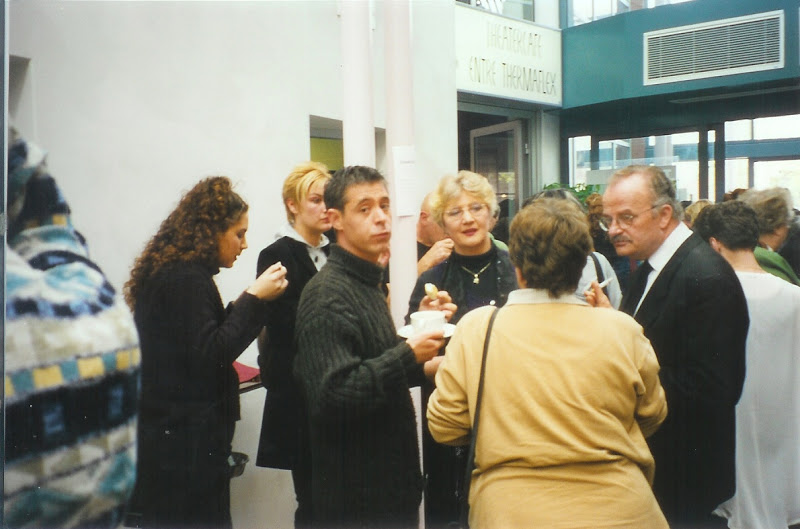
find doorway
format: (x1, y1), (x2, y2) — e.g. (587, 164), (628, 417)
(469, 120), (524, 244)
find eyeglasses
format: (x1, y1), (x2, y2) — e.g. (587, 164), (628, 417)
(599, 204), (661, 231)
(444, 203), (488, 222)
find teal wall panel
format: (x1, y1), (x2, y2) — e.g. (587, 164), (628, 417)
(563, 0), (800, 109)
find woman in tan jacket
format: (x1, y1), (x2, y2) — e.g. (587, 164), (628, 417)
(427, 197), (669, 529)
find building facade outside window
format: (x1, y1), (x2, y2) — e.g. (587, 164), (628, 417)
(569, 113), (800, 204)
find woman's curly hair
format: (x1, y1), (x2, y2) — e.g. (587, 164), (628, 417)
(124, 176), (248, 310)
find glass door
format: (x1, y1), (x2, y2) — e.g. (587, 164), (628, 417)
(470, 120), (524, 244)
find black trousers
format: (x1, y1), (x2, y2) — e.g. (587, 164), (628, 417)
(130, 417), (235, 529)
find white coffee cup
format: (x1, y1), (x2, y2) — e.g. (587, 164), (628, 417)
(409, 311), (445, 335)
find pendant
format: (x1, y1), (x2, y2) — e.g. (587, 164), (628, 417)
(473, 276), (480, 284)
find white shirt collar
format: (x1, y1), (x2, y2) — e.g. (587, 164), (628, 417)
(276, 223), (329, 250)
(631, 221), (692, 315)
(506, 288), (589, 306)
(647, 221), (692, 273)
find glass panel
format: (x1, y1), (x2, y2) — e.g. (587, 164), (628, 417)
(673, 160), (699, 201)
(567, 0), (696, 26)
(473, 130), (517, 244)
(707, 159), (749, 202)
(725, 120), (753, 142)
(474, 0), (504, 16)
(570, 2), (595, 26)
(753, 114), (800, 141)
(473, 130), (518, 205)
(570, 136), (592, 186)
(594, 0), (614, 20)
(501, 0), (534, 21)
(672, 132), (699, 145)
(753, 159), (800, 206)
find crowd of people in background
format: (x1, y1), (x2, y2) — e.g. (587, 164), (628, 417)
(6, 130), (800, 529)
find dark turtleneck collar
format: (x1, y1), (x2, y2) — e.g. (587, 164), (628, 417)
(327, 244), (386, 287)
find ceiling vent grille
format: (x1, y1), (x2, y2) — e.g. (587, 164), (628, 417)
(644, 10), (784, 85)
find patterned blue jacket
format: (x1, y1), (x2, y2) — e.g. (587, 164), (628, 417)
(4, 133), (140, 528)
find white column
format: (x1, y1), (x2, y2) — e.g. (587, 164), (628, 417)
(341, 0), (375, 167)
(384, 0), (416, 328)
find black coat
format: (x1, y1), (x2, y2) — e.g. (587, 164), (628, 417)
(255, 236), (324, 469)
(622, 234), (748, 523)
(130, 262), (266, 528)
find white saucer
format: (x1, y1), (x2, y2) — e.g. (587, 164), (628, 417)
(398, 323), (456, 339)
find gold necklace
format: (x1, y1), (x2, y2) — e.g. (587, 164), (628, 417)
(460, 262), (492, 284)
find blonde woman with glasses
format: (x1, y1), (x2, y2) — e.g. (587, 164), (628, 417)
(406, 170), (517, 529)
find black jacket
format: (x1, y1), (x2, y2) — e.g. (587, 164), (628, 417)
(622, 233), (748, 523)
(131, 262), (266, 527)
(255, 236), (325, 469)
(407, 246), (517, 325)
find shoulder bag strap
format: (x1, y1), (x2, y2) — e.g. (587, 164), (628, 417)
(590, 252), (609, 297)
(458, 307), (500, 527)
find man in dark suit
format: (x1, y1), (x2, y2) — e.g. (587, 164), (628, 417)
(602, 165), (748, 528)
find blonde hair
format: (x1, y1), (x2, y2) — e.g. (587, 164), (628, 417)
(282, 161), (331, 224)
(684, 199), (713, 225)
(430, 170), (498, 226)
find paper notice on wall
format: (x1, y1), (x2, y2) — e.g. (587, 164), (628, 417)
(393, 146), (416, 217)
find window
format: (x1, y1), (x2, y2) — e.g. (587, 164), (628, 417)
(566, 0), (695, 27)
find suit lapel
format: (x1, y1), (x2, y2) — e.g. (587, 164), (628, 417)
(621, 264), (648, 315)
(287, 237), (318, 279)
(633, 234), (703, 328)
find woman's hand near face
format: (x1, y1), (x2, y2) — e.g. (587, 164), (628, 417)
(249, 262), (288, 300)
(418, 290), (457, 322)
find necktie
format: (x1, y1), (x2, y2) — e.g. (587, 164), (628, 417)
(622, 260), (652, 316)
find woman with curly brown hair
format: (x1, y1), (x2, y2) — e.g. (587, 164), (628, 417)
(124, 176), (287, 529)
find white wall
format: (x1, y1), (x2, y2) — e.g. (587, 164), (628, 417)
(9, 1), (456, 527)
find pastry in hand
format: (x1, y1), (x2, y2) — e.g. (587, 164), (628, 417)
(424, 283), (439, 301)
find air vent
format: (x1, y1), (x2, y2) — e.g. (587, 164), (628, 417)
(644, 10), (784, 85)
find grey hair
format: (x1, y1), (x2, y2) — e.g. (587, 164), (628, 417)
(739, 187), (795, 235)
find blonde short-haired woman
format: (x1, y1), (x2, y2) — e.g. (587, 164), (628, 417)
(254, 161), (332, 527)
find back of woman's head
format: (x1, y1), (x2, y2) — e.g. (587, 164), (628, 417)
(692, 201), (759, 251)
(522, 188), (584, 211)
(430, 171), (499, 226)
(510, 197), (592, 298)
(738, 187), (794, 235)
(124, 176), (247, 310)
